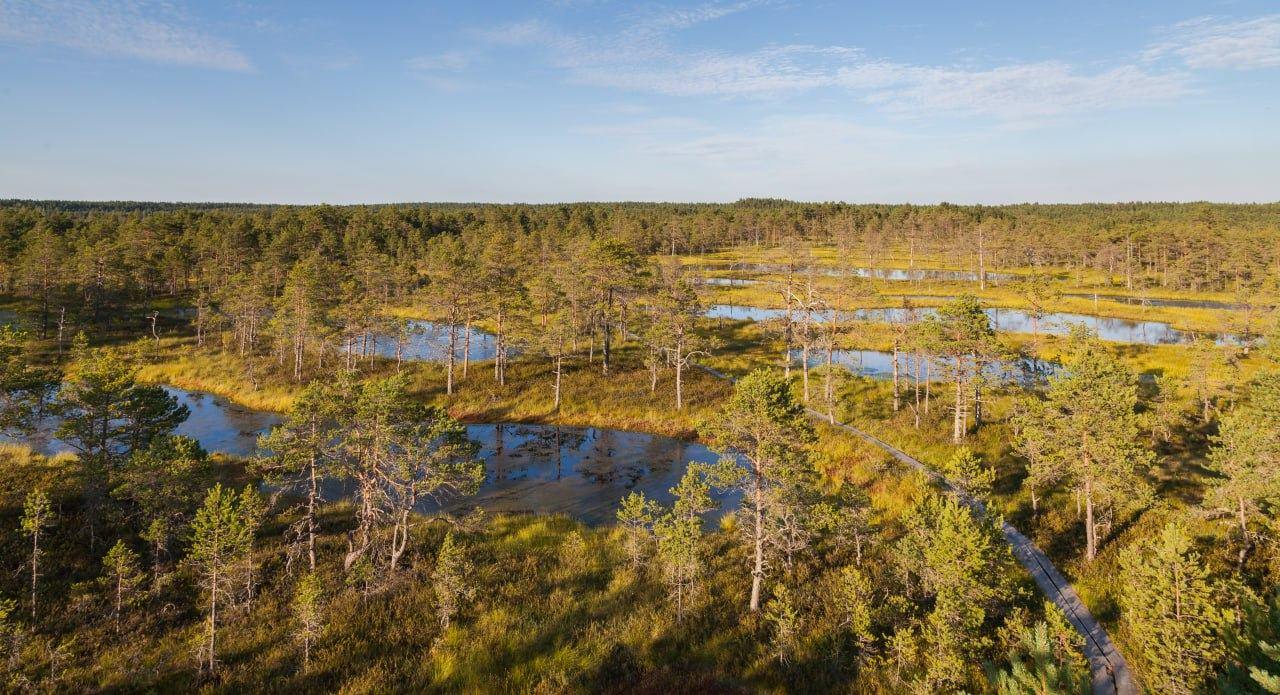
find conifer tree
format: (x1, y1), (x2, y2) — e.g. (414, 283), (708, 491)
(20, 489), (53, 620)
(829, 565), (873, 648)
(941, 446), (995, 504)
(917, 295), (1001, 442)
(1120, 523), (1228, 694)
(101, 540), (142, 634)
(257, 377), (352, 572)
(654, 462), (731, 620)
(0, 325), (56, 436)
(269, 254), (335, 382)
(188, 484), (252, 674)
(988, 619), (1089, 695)
(1014, 331), (1154, 560)
(765, 583), (800, 665)
(56, 336), (187, 543)
(641, 260), (714, 410)
(113, 435), (210, 582)
(616, 492), (659, 570)
(702, 368), (816, 612)
(1207, 371), (1280, 567)
(292, 573), (323, 671)
(432, 532), (475, 630)
(896, 492), (1016, 690)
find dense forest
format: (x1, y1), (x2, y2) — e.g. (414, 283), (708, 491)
(1, 199), (1279, 693)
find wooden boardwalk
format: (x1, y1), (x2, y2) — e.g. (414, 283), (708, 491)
(693, 363), (1136, 694)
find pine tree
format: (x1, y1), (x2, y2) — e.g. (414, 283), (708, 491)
(269, 254), (335, 382)
(1014, 331), (1154, 561)
(0, 325), (57, 437)
(988, 619), (1090, 695)
(702, 368), (816, 613)
(234, 485), (266, 607)
(941, 446), (995, 504)
(640, 260), (714, 410)
(917, 295), (1001, 442)
(1250, 642), (1280, 693)
(20, 489), (53, 620)
(113, 434), (210, 582)
(432, 532), (475, 630)
(188, 484), (252, 674)
(897, 492), (1016, 690)
(100, 540), (142, 634)
(55, 336), (187, 544)
(616, 491), (659, 570)
(292, 572), (324, 671)
(1120, 523), (1228, 694)
(1207, 370), (1280, 567)
(829, 565), (873, 647)
(257, 379), (347, 572)
(650, 462), (731, 621)
(765, 583), (800, 665)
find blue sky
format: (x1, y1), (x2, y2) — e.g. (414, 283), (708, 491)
(1, 1), (1278, 203)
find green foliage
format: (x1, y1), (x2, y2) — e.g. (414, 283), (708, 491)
(20, 488), (54, 619)
(113, 435), (211, 571)
(187, 483), (257, 673)
(0, 325), (57, 436)
(1014, 330), (1154, 560)
(942, 445), (995, 503)
(828, 565), (873, 645)
(19, 487), (53, 537)
(55, 335), (188, 476)
(292, 572), (324, 671)
(616, 491), (659, 569)
(701, 368), (817, 612)
(988, 619), (1090, 695)
(1208, 370), (1280, 554)
(432, 532), (475, 630)
(1120, 523), (1230, 694)
(896, 491), (1018, 690)
(764, 583), (800, 665)
(100, 540), (143, 634)
(1251, 642), (1280, 694)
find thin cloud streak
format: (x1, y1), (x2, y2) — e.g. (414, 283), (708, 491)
(1145, 15), (1280, 70)
(481, 4), (1193, 126)
(0, 0), (252, 71)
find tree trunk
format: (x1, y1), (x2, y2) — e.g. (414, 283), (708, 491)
(825, 347), (835, 424)
(462, 320), (472, 379)
(1084, 480), (1096, 562)
(30, 531), (38, 620)
(801, 340), (810, 402)
(115, 570), (123, 634)
(1238, 496), (1250, 567)
(675, 354), (684, 410)
(446, 323), (457, 395)
(208, 563), (218, 671)
(749, 475), (765, 612)
(603, 290), (612, 375)
(553, 354), (563, 410)
(891, 340), (900, 412)
(308, 454), (318, 572)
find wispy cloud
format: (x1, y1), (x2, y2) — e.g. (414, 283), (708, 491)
(581, 112), (908, 171)
(480, 2), (1191, 125)
(1145, 15), (1280, 70)
(404, 50), (476, 89)
(842, 62), (1190, 123)
(0, 0), (251, 71)
(406, 50), (472, 72)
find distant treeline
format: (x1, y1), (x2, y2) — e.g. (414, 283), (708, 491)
(1, 200), (1277, 321)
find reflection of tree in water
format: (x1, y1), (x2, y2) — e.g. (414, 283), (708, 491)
(504, 425), (589, 481)
(576, 428), (649, 487)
